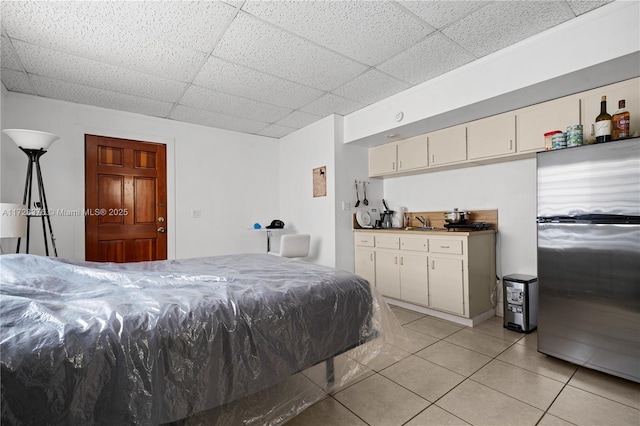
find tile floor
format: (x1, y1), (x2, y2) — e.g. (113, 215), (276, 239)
(285, 305), (640, 426)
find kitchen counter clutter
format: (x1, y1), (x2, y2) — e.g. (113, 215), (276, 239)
(353, 209), (497, 326)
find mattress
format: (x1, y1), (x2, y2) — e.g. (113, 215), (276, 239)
(0, 253), (395, 425)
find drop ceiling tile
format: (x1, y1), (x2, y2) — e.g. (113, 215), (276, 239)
(567, 0), (614, 16)
(181, 85), (292, 123)
(398, 1), (488, 29)
(442, 1), (574, 58)
(1, 36), (23, 71)
(192, 56), (323, 109)
(170, 105), (269, 134)
(258, 124), (297, 139)
(241, 1), (433, 66)
(1, 1), (207, 82)
(378, 33), (476, 86)
(332, 69), (411, 105)
(301, 93), (364, 117)
(70, 1), (237, 53)
(1, 68), (36, 94)
(213, 13), (367, 91)
(30, 75), (174, 118)
(275, 110), (323, 129)
(13, 40), (187, 103)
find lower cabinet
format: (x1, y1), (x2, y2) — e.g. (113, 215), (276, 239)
(428, 256), (464, 315)
(400, 253), (429, 306)
(375, 250), (401, 299)
(354, 247), (375, 287)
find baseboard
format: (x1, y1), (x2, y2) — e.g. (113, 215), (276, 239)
(384, 298), (495, 327)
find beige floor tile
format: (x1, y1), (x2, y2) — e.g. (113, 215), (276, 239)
(405, 405), (470, 426)
(537, 413), (576, 425)
(548, 385), (640, 425)
(333, 374), (429, 426)
(516, 330), (538, 349)
(471, 316), (526, 343)
(470, 359), (564, 410)
(415, 340), (492, 377)
(302, 352), (374, 393)
(568, 367), (640, 409)
(284, 397), (367, 426)
(402, 326), (440, 353)
(436, 380), (543, 426)
(380, 355), (465, 402)
(444, 328), (513, 357)
(497, 343), (577, 383)
(347, 340), (411, 372)
(405, 316), (464, 339)
(391, 307), (425, 325)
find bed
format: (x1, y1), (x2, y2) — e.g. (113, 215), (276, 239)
(1, 253), (407, 425)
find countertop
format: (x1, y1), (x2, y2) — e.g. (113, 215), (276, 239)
(353, 228), (495, 236)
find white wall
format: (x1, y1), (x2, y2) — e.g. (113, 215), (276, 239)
(1, 92), (279, 260)
(383, 159), (537, 278)
(278, 116), (336, 267)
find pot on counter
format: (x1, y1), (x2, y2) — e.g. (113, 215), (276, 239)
(444, 208), (470, 224)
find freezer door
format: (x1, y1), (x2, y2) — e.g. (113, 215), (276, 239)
(537, 138), (640, 218)
(537, 222), (640, 382)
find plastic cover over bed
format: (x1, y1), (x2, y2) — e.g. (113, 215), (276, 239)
(1, 253), (409, 425)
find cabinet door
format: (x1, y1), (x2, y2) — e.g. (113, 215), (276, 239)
(428, 126), (467, 166)
(517, 96), (580, 153)
(369, 143), (397, 177)
(581, 78), (639, 144)
(428, 257), (464, 315)
(354, 248), (375, 287)
(397, 135), (428, 171)
(467, 113), (516, 160)
(400, 253), (429, 306)
(375, 250), (401, 299)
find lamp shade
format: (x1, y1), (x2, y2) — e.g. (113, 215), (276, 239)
(3, 129), (59, 150)
(0, 203), (27, 238)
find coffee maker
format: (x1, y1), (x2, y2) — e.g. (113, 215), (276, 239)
(381, 199), (394, 228)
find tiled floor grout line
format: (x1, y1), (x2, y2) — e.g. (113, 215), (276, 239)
(533, 368), (581, 426)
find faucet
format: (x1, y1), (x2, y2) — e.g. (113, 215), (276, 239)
(415, 216), (429, 228)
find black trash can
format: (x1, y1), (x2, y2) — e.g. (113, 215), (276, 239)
(503, 274), (538, 333)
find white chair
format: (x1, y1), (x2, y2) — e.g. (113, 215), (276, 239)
(269, 234), (310, 258)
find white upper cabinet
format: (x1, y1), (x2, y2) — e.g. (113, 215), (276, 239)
(397, 135), (428, 172)
(467, 112), (516, 160)
(428, 126), (467, 166)
(516, 96), (580, 153)
(580, 78), (640, 144)
(369, 143), (397, 177)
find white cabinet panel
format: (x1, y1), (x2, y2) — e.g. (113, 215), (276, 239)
(467, 113), (516, 160)
(369, 143), (397, 177)
(428, 257), (464, 315)
(517, 96), (580, 153)
(397, 135), (428, 171)
(428, 125), (467, 166)
(375, 250), (401, 299)
(354, 248), (375, 287)
(400, 253), (429, 306)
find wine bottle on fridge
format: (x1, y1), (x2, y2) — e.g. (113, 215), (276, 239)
(612, 99), (630, 140)
(594, 96), (612, 143)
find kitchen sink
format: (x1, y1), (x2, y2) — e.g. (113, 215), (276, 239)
(405, 227), (438, 231)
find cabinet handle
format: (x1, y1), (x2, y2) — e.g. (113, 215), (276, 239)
(431, 154), (435, 164)
(392, 161), (396, 170)
(394, 256), (398, 265)
(361, 240), (368, 243)
(431, 260), (435, 269)
(400, 257), (404, 266)
(370, 253), (373, 261)
(399, 160), (403, 169)
(509, 140), (513, 150)
(591, 123), (595, 136)
(440, 245), (449, 249)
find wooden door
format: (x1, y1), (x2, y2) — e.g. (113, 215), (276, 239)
(85, 135), (167, 262)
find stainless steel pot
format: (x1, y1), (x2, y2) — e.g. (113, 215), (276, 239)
(444, 208), (470, 224)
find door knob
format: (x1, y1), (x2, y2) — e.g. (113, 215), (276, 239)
(157, 227), (166, 233)
(158, 217), (165, 222)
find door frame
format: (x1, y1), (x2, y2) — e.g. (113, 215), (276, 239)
(75, 125), (176, 261)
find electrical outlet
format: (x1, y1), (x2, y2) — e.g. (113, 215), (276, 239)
(191, 209), (202, 218)
(342, 201), (351, 211)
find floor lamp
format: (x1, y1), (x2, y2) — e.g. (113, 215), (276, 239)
(0, 203), (26, 254)
(2, 129), (60, 256)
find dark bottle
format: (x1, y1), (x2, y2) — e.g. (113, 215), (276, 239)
(594, 96), (612, 143)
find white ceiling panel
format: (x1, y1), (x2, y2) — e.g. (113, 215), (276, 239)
(0, 68), (36, 94)
(274, 110), (324, 130)
(12, 40), (187, 103)
(1, 1), (207, 82)
(213, 13), (368, 91)
(241, 1), (433, 66)
(180, 85), (292, 124)
(1, 36), (23, 71)
(397, 1), (488, 29)
(31, 75), (174, 118)
(301, 93), (365, 117)
(193, 56), (324, 109)
(442, 1), (574, 58)
(170, 105), (269, 134)
(0, 0), (618, 138)
(378, 32), (476, 86)
(332, 69), (411, 105)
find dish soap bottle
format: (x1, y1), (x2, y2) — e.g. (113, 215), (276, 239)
(612, 99), (630, 140)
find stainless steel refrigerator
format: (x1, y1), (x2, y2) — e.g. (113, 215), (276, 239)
(537, 138), (640, 383)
